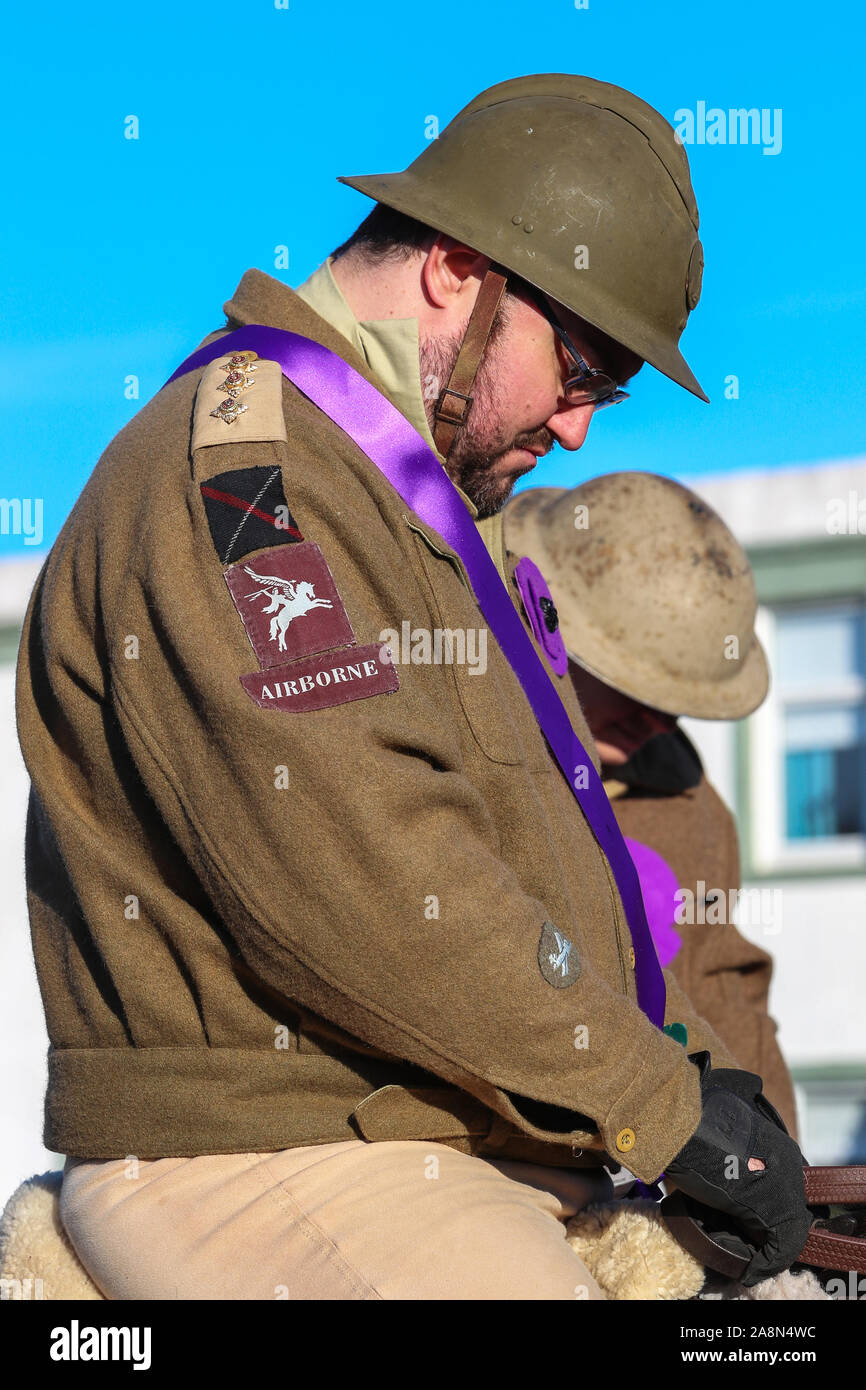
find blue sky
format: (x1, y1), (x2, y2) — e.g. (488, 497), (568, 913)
(2, 0), (864, 555)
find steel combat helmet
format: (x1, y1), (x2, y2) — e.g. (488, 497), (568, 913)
(503, 473), (769, 720)
(338, 74), (708, 457)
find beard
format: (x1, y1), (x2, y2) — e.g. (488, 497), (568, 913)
(419, 318), (553, 519)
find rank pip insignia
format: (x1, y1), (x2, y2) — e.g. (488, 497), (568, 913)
(210, 350), (259, 425)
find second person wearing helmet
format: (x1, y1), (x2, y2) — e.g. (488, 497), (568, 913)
(504, 472), (799, 1136)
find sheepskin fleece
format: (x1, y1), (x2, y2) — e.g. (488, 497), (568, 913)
(0, 1171), (104, 1300)
(567, 1200), (831, 1300)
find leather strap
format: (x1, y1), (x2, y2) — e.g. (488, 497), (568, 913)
(432, 269), (507, 459)
(660, 1191), (750, 1280)
(801, 1227), (866, 1273)
(661, 1167), (866, 1279)
(804, 1166), (866, 1204)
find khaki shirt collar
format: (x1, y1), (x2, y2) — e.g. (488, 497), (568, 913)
(295, 260), (440, 453)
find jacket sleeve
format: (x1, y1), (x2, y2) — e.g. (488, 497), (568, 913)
(106, 450), (702, 1182)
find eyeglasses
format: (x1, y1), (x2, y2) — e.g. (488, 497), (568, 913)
(524, 285), (629, 411)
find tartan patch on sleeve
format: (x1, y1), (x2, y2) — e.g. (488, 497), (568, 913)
(200, 466), (304, 565)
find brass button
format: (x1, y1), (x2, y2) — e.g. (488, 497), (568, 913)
(615, 1127), (636, 1153)
(628, 947), (635, 969)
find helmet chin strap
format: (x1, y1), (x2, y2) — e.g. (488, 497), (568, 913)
(432, 268), (508, 460)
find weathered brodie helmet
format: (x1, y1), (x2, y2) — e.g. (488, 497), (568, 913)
(503, 473), (769, 721)
(338, 74), (708, 457)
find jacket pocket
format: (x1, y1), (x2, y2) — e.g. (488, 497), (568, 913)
(408, 521), (551, 770)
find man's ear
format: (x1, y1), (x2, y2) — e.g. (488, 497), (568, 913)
(421, 236), (491, 310)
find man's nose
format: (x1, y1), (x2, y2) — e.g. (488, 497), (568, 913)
(547, 401), (595, 451)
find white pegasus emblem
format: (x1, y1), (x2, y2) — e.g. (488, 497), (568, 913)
(548, 930), (572, 978)
(243, 564), (334, 652)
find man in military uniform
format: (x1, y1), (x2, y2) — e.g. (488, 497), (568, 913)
(504, 473), (799, 1138)
(17, 75), (810, 1299)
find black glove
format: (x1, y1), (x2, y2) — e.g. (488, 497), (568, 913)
(666, 1052), (812, 1286)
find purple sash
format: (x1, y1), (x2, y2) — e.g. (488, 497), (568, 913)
(166, 326), (666, 1027)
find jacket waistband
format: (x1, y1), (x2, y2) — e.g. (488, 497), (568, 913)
(45, 1046), (608, 1170)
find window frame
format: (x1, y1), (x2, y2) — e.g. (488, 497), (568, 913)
(736, 536), (866, 880)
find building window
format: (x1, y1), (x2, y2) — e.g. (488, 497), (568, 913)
(778, 604), (866, 840)
(748, 599), (866, 872)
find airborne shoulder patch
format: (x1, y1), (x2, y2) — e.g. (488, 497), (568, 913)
(223, 540), (401, 714)
(224, 542), (354, 667)
(201, 466), (304, 565)
(241, 645), (399, 713)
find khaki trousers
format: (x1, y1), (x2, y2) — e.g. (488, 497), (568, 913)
(60, 1140), (613, 1300)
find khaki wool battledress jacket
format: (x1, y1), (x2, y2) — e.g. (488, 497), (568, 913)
(16, 268), (744, 1184)
(609, 729), (798, 1138)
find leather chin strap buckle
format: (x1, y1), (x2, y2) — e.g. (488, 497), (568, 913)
(433, 268), (508, 460)
(434, 387), (473, 428)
